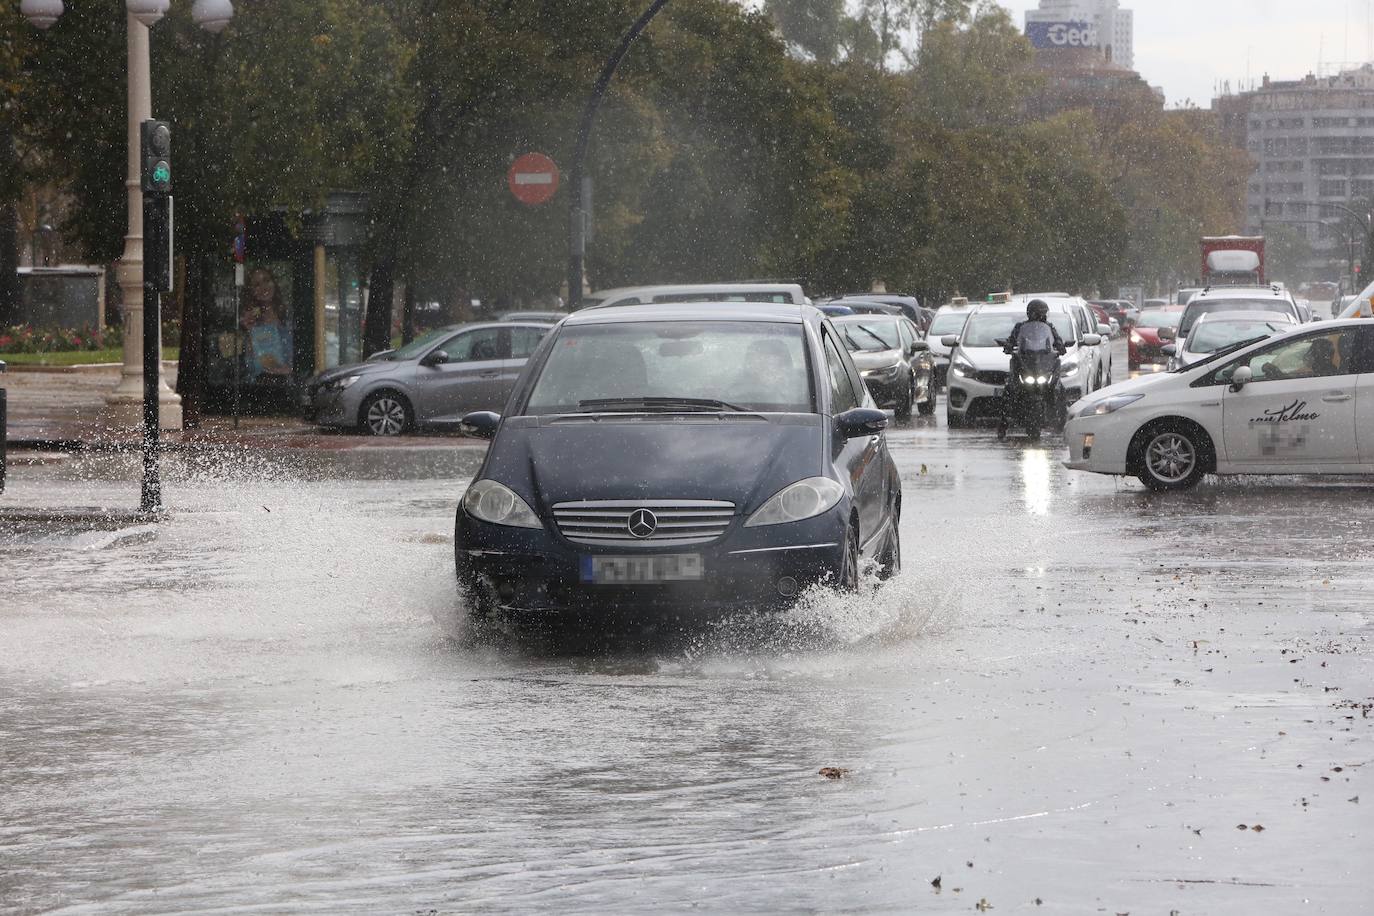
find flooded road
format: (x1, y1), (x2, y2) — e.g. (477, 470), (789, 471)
(2, 414), (1372, 913)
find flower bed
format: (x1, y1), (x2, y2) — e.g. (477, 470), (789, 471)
(0, 325), (123, 354)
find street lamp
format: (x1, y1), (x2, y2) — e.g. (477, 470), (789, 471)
(19, 0), (234, 430)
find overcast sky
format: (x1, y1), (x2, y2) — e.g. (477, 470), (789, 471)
(997, 0), (1374, 107)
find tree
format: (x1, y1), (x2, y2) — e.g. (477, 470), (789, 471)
(763, 0), (846, 62)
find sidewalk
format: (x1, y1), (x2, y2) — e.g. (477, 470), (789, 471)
(1, 365), (485, 451)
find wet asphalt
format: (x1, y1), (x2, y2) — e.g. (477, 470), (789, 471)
(1, 340), (1371, 914)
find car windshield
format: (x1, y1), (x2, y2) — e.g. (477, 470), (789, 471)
(1187, 319), (1288, 354)
(385, 327), (452, 361)
(1181, 299), (1292, 334)
(525, 321), (813, 414)
(961, 313), (1073, 347)
(1137, 310), (1180, 329)
(929, 312), (969, 336)
(835, 319), (900, 352)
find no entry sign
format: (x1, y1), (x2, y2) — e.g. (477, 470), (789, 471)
(508, 153), (560, 206)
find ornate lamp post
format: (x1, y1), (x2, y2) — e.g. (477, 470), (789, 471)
(20, 0), (233, 430)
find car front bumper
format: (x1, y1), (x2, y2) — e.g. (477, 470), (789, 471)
(948, 372), (1080, 422)
(455, 505), (850, 615)
(1062, 414), (1132, 474)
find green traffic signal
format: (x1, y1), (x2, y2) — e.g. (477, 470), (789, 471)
(153, 162), (171, 185)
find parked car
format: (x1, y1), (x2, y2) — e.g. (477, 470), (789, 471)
(1163, 310), (1295, 370)
(579, 283), (808, 310)
(831, 314), (937, 419)
(1129, 308), (1183, 370)
(817, 304), (856, 317)
(1065, 320), (1374, 490)
(302, 321), (554, 436)
(453, 301), (903, 616)
(943, 300), (1102, 428)
(1088, 302), (1121, 338)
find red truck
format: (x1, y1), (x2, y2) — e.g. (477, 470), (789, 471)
(1200, 236), (1265, 286)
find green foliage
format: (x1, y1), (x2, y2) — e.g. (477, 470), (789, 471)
(6, 0), (1254, 320)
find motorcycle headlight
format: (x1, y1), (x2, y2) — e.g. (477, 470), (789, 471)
(745, 477), (845, 528)
(1077, 394), (1144, 418)
(951, 357), (975, 378)
(462, 480), (542, 529)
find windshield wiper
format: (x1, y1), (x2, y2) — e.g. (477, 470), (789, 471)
(576, 397), (749, 413)
(849, 326), (892, 350)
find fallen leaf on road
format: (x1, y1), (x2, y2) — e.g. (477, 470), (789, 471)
(975, 898), (994, 911)
(931, 875), (941, 889)
(1251, 824), (1265, 832)
(819, 767), (848, 780)
(1236, 824), (1248, 830)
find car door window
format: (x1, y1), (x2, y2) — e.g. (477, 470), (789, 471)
(509, 326), (548, 359)
(822, 332), (860, 414)
(443, 327), (505, 362)
(1212, 330), (1361, 384)
(896, 320), (914, 353)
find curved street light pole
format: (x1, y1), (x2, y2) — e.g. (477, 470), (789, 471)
(567, 0), (670, 310)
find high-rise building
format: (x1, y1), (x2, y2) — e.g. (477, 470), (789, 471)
(1222, 66), (1374, 271)
(1025, 0), (1134, 71)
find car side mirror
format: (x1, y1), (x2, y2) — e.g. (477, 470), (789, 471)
(421, 349), (450, 368)
(940, 335), (960, 348)
(1161, 344), (1177, 356)
(1098, 323), (1111, 336)
(460, 410), (501, 439)
(836, 407), (888, 439)
(1082, 333), (1103, 347)
(1158, 327), (1176, 341)
(1229, 365), (1253, 392)
(908, 340), (929, 353)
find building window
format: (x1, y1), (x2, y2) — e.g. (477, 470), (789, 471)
(1320, 179), (1348, 197)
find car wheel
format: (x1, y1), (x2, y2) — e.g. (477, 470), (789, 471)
(878, 517), (901, 580)
(839, 524), (860, 592)
(917, 373), (937, 415)
(895, 374), (914, 421)
(360, 390), (412, 436)
(1136, 423), (1208, 491)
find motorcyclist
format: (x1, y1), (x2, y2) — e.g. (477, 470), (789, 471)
(1003, 299), (1067, 361)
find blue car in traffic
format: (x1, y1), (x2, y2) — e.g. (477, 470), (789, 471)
(454, 302), (903, 617)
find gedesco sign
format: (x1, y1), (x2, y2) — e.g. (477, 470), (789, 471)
(1025, 20), (1099, 50)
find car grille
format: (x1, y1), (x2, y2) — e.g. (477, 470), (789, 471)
(974, 370), (1008, 385)
(552, 499), (736, 547)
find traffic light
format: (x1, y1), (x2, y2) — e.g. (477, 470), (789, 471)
(140, 120), (171, 196)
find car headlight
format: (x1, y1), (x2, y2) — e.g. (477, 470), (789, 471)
(462, 480), (542, 529)
(862, 363), (902, 380)
(951, 357), (975, 378)
(325, 375), (361, 391)
(1130, 331), (1144, 344)
(1077, 394), (1144, 418)
(745, 477), (845, 527)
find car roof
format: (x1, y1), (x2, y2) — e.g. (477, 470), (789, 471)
(584, 283), (807, 305)
(1192, 309), (1295, 324)
(561, 301), (813, 325)
(1190, 285), (1294, 302)
(973, 299), (1078, 315)
(830, 312), (905, 322)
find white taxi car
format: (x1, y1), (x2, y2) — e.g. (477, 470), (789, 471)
(1065, 319), (1374, 490)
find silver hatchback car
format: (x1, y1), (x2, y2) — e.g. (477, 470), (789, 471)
(303, 321), (554, 435)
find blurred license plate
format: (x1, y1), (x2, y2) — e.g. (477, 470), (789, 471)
(583, 554), (704, 584)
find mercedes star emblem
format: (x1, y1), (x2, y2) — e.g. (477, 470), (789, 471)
(627, 508), (658, 539)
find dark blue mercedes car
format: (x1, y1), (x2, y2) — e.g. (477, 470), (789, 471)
(454, 302), (902, 617)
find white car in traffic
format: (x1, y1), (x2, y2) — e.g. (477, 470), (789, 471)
(1065, 319), (1374, 489)
(1164, 310), (1295, 371)
(943, 300), (1103, 428)
(925, 304), (974, 387)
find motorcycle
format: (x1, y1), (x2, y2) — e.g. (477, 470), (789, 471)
(997, 345), (1063, 443)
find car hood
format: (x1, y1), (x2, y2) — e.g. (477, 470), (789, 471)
(1084, 369), (1179, 401)
(954, 346), (1011, 371)
(310, 359), (405, 386)
(849, 349), (903, 370)
(481, 416), (824, 512)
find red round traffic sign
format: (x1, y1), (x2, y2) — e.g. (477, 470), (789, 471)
(508, 153), (560, 206)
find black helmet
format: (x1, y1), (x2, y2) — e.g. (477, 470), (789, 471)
(1026, 299), (1049, 321)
